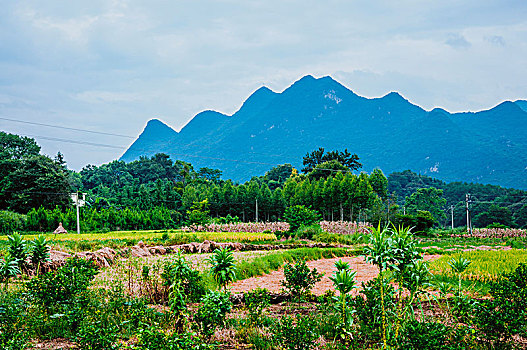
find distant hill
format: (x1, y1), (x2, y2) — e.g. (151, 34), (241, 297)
(120, 75), (527, 189)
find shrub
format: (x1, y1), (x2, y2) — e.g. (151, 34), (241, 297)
(195, 290), (232, 338)
(77, 319), (119, 350)
(295, 224), (322, 240)
(397, 321), (470, 350)
(187, 200), (210, 226)
(474, 263), (527, 348)
(0, 210), (26, 234)
(0, 252), (20, 284)
(272, 314), (319, 350)
(26, 257), (98, 306)
(281, 258), (323, 301)
(284, 205), (321, 233)
(162, 253), (206, 303)
(7, 233), (28, 271)
(244, 288), (270, 325)
(0, 293), (30, 350)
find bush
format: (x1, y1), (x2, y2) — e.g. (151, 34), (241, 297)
(393, 211), (435, 233)
(0, 210), (26, 234)
(0, 293), (30, 350)
(284, 205), (321, 233)
(26, 257), (98, 306)
(244, 288), (270, 325)
(474, 263), (527, 348)
(195, 291), (232, 338)
(162, 253), (206, 303)
(281, 258), (323, 301)
(272, 314), (319, 350)
(295, 224), (322, 240)
(77, 319), (119, 350)
(397, 321), (470, 350)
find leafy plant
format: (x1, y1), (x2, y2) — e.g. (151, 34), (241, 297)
(195, 290), (232, 338)
(77, 319), (119, 350)
(7, 233), (28, 271)
(30, 234), (50, 269)
(208, 247), (237, 291)
(329, 261), (357, 343)
(281, 257), (323, 301)
(272, 314), (319, 350)
(284, 205), (321, 233)
(0, 252), (20, 286)
(244, 288), (270, 325)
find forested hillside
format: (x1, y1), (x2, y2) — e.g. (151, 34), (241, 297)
(2, 131), (527, 232)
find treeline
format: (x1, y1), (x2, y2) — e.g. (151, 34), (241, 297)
(389, 170), (527, 228)
(0, 207), (181, 234)
(2, 130), (527, 232)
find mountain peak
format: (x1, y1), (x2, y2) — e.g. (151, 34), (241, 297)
(140, 119), (177, 138)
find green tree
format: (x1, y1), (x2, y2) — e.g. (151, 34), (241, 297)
(302, 147), (362, 173)
(404, 187), (446, 224)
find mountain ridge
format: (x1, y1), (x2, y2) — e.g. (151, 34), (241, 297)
(121, 75), (527, 189)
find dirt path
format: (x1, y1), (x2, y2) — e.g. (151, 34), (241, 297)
(230, 254), (442, 296)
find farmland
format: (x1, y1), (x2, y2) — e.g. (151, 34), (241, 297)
(1, 223), (526, 349)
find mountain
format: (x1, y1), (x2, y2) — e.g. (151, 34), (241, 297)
(121, 75), (527, 189)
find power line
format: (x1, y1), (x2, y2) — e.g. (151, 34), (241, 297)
(0, 117), (135, 139)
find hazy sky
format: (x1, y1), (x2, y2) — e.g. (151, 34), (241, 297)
(1, 0), (526, 170)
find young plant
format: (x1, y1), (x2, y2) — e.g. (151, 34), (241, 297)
(272, 314), (319, 350)
(0, 253), (20, 288)
(195, 290), (232, 338)
(329, 261), (357, 343)
(31, 235), (50, 272)
(448, 256), (471, 298)
(363, 224), (392, 347)
(208, 247), (237, 291)
(7, 233), (28, 272)
(281, 257), (323, 301)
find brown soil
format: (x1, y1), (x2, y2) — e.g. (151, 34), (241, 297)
(230, 254), (442, 296)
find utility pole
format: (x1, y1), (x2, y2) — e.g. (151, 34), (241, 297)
(255, 199), (258, 222)
(465, 194), (472, 235)
(71, 192), (86, 234)
(450, 205), (454, 230)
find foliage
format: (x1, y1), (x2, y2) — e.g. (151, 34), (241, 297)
(329, 260), (357, 342)
(187, 200), (211, 226)
(271, 314), (319, 350)
(7, 232), (28, 271)
(77, 319), (119, 350)
(284, 205), (321, 232)
(195, 290), (232, 338)
(281, 257), (323, 300)
(26, 257), (98, 306)
(0, 210), (26, 234)
(393, 211), (435, 233)
(397, 321), (470, 350)
(163, 252), (206, 303)
(0, 293), (30, 350)
(474, 263), (527, 348)
(302, 147), (362, 174)
(244, 288), (270, 325)
(30, 234), (51, 268)
(295, 224), (322, 240)
(0, 252), (20, 284)
(208, 247), (237, 291)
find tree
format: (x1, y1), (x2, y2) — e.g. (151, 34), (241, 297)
(198, 167), (222, 183)
(264, 164), (293, 190)
(302, 147), (362, 173)
(307, 160), (349, 180)
(473, 205), (515, 228)
(404, 187), (446, 225)
(369, 168), (388, 199)
(0, 132), (40, 160)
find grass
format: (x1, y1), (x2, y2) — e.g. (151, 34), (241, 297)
(429, 249), (527, 283)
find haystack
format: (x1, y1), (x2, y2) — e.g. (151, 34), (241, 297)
(54, 222), (68, 234)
